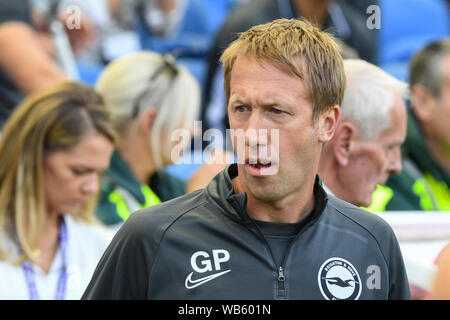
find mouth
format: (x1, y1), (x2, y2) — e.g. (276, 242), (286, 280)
(245, 159), (278, 176)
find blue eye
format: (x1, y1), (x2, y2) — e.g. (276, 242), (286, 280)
(271, 108), (283, 114)
(236, 106), (246, 112)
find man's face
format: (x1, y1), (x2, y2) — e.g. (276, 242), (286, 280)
(227, 55), (335, 202)
(339, 93), (407, 207)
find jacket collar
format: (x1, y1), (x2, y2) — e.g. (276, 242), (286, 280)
(205, 164), (245, 222)
(106, 150), (146, 203)
(206, 163), (328, 223)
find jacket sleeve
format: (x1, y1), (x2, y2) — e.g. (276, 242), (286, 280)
(82, 211), (157, 299)
(387, 230), (412, 300)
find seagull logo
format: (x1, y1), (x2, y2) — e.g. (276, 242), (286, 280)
(318, 257), (362, 300)
(322, 277), (359, 288)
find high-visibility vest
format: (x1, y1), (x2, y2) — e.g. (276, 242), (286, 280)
(107, 184), (161, 221)
(366, 159), (450, 212)
(364, 184), (394, 213)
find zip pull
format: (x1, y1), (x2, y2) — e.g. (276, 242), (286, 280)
(277, 266), (286, 299)
(278, 266), (285, 282)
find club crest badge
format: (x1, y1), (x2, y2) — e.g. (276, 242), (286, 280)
(318, 257), (362, 300)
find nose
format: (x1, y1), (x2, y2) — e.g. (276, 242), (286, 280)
(387, 148), (402, 175)
(245, 111), (269, 146)
(246, 109), (265, 131)
(81, 174), (99, 195)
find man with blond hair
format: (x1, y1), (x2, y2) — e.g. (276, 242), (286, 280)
(318, 59), (408, 209)
(83, 19), (410, 300)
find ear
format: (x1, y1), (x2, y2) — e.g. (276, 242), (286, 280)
(138, 108), (157, 136)
(318, 105), (340, 144)
(331, 121), (357, 167)
(410, 84), (437, 123)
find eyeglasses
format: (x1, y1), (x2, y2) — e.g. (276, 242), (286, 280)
(131, 53), (179, 118)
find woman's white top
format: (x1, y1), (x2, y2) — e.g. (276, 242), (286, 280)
(0, 215), (115, 300)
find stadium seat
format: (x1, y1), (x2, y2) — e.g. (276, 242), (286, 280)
(379, 0), (450, 65)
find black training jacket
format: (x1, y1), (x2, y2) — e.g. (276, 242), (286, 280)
(83, 164), (411, 300)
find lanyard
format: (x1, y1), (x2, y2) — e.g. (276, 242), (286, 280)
(22, 219), (68, 300)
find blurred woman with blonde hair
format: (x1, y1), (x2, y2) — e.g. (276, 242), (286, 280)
(0, 81), (116, 299)
(95, 51), (200, 227)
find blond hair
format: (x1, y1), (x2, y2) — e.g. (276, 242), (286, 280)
(96, 51), (201, 169)
(220, 18), (346, 119)
(0, 81), (116, 264)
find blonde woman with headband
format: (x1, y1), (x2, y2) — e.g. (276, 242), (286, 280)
(95, 51), (201, 228)
(0, 82), (116, 299)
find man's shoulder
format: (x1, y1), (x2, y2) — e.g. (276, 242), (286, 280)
(224, 0), (277, 25)
(121, 189), (209, 237)
(324, 195), (396, 241)
(216, 0), (278, 46)
(0, 0), (31, 26)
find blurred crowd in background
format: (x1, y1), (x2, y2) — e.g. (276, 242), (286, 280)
(0, 0), (449, 300)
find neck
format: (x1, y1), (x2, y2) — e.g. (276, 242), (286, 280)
(117, 128), (156, 184)
(317, 153), (339, 195)
(293, 0), (330, 26)
(37, 213), (60, 274)
(232, 176), (316, 224)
